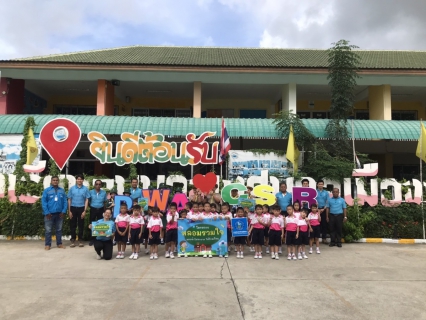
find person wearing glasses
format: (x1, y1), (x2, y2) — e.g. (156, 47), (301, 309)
(88, 179), (107, 246)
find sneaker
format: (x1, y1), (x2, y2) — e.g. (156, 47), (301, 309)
(275, 255), (279, 260)
(145, 249), (150, 254)
(278, 248), (282, 254)
(89, 240), (94, 246)
(154, 254), (158, 260)
(165, 251), (170, 258)
(236, 252), (240, 259)
(287, 254), (292, 260)
(316, 248), (321, 254)
(240, 253), (244, 259)
(298, 253), (303, 260)
(96, 254), (102, 260)
(309, 247), (313, 254)
(208, 254), (212, 258)
(126, 240), (130, 245)
(184, 254), (188, 258)
(70, 241), (76, 248)
(254, 253), (258, 259)
(116, 253), (121, 259)
(303, 253), (308, 259)
(57, 244), (66, 249)
(271, 253), (275, 259)
(203, 254), (207, 258)
(292, 254), (297, 261)
(150, 254), (154, 260)
(129, 253), (135, 260)
(133, 254), (138, 260)
(224, 254), (228, 258)
(45, 246), (50, 251)
(266, 247), (270, 254)
(258, 253), (262, 259)
(120, 253), (125, 259)
(219, 255), (223, 258)
(170, 253), (175, 259)
(78, 242), (84, 247)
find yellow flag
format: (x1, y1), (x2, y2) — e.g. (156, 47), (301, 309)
(26, 128), (38, 165)
(286, 125), (300, 173)
(416, 122), (426, 163)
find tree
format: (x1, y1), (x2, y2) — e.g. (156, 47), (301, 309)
(325, 39), (360, 155)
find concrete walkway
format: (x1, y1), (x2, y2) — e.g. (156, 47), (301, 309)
(0, 242), (425, 320)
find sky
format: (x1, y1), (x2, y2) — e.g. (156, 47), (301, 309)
(1, 0), (426, 59)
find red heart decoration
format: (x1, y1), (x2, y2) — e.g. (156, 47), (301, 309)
(193, 173), (217, 194)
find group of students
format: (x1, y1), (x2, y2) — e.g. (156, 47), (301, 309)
(92, 198), (323, 262)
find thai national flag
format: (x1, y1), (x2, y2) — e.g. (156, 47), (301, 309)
(219, 118), (231, 165)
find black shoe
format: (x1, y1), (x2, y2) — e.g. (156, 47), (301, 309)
(329, 243), (336, 247)
(337, 243), (342, 248)
(89, 240), (94, 246)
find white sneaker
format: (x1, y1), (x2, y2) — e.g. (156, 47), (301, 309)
(154, 254), (158, 260)
(150, 254), (154, 260)
(240, 253), (244, 259)
(271, 253), (275, 259)
(224, 254), (228, 258)
(250, 247), (254, 252)
(258, 253), (262, 259)
(298, 254), (303, 260)
(287, 254), (292, 260)
(165, 251), (170, 258)
(219, 255), (223, 258)
(133, 254), (138, 260)
(316, 248), (321, 254)
(275, 255), (280, 260)
(203, 254), (207, 258)
(170, 253), (175, 259)
(129, 253), (135, 260)
(309, 248), (313, 254)
(278, 248), (283, 254)
(96, 254), (102, 260)
(292, 254), (298, 261)
(303, 253), (308, 259)
(236, 252), (240, 259)
(116, 253), (121, 259)
(266, 247), (270, 254)
(184, 253), (188, 258)
(120, 253), (125, 259)
(254, 253), (258, 259)
(145, 249), (150, 254)
(208, 254), (212, 258)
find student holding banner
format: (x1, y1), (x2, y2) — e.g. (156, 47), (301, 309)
(89, 208), (116, 260)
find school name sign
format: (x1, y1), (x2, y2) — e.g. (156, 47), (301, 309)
(88, 131), (219, 166)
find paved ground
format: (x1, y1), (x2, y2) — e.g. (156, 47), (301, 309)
(1, 242), (426, 320)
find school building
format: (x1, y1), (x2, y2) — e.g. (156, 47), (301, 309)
(0, 46), (425, 179)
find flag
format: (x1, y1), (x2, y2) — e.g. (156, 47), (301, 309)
(355, 154), (362, 169)
(26, 128), (38, 165)
(219, 118), (231, 165)
(416, 122), (426, 163)
(286, 125), (300, 173)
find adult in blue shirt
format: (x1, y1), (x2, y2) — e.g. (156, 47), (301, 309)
(130, 178), (142, 202)
(41, 176), (67, 250)
(89, 208), (116, 260)
(316, 180), (330, 244)
(89, 179), (107, 246)
(68, 174), (91, 248)
(275, 182), (292, 216)
(326, 188), (347, 248)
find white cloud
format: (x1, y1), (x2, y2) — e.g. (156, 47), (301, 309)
(2, 145), (22, 155)
(259, 30), (288, 48)
(203, 36), (215, 47)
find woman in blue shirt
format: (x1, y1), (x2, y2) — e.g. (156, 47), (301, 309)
(89, 208), (116, 260)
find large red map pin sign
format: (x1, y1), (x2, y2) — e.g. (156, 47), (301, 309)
(39, 118), (81, 170)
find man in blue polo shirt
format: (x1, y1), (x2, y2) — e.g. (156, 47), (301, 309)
(326, 188), (347, 248)
(316, 180), (330, 244)
(68, 174), (91, 248)
(41, 176), (68, 250)
(89, 179), (107, 246)
(130, 178), (142, 202)
(275, 182), (292, 216)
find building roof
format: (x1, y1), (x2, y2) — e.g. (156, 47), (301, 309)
(0, 115), (421, 141)
(2, 46), (426, 70)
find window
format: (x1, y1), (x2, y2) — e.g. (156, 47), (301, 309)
(392, 110), (417, 120)
(355, 111), (370, 120)
(132, 108), (192, 117)
(239, 110), (266, 119)
(55, 105), (96, 115)
(297, 111), (311, 119)
(207, 109), (234, 118)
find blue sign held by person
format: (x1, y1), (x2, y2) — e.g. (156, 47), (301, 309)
(231, 217), (248, 237)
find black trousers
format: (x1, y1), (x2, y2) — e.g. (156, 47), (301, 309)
(329, 214), (344, 245)
(90, 207), (104, 240)
(70, 206), (85, 241)
(94, 239), (113, 260)
(319, 208), (328, 239)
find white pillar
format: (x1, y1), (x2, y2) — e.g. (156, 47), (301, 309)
(193, 81), (202, 118)
(282, 83), (297, 114)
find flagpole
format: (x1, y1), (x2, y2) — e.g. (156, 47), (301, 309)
(352, 119), (356, 169)
(421, 119), (425, 239)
